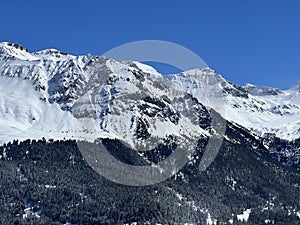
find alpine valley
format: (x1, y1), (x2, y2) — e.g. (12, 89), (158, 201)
(0, 42), (299, 225)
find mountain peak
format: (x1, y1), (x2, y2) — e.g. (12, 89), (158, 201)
(123, 61), (162, 77)
(33, 48), (71, 59)
(0, 42), (39, 61)
(0, 42), (29, 52)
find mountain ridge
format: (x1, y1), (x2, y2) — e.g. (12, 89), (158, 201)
(0, 42), (299, 167)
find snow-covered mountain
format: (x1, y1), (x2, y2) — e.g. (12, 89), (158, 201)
(1, 42), (300, 224)
(0, 41), (300, 147)
(167, 69), (300, 141)
(0, 42), (211, 151)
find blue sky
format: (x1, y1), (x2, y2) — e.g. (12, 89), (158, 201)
(1, 0), (300, 89)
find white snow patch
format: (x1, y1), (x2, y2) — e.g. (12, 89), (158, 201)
(237, 209), (251, 222)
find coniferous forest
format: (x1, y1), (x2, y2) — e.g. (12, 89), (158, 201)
(0, 122), (299, 224)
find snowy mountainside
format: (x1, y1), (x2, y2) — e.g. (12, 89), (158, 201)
(72, 57), (210, 150)
(0, 76), (74, 145)
(0, 41), (300, 146)
(165, 69), (300, 140)
(0, 42), (211, 149)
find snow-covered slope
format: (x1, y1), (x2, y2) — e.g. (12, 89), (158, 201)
(0, 76), (75, 145)
(0, 41), (300, 147)
(0, 42), (211, 149)
(165, 69), (300, 140)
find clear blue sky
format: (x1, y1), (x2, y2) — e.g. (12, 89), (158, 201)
(1, 0), (300, 89)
